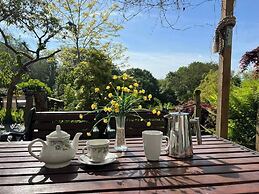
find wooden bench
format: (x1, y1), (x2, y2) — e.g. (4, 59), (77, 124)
(25, 108), (168, 140)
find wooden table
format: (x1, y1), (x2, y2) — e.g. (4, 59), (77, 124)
(1, 135), (259, 193)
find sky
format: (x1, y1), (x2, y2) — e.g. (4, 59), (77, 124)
(116, 0), (259, 79)
(2, 0), (258, 80)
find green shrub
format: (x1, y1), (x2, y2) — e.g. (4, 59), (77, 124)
(198, 72), (259, 149)
(17, 79), (52, 95)
(0, 109), (24, 124)
(228, 78), (258, 149)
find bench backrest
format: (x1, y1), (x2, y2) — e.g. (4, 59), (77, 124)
(25, 109), (168, 140)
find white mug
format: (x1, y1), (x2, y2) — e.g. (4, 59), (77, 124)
(142, 130), (169, 161)
(82, 139), (109, 162)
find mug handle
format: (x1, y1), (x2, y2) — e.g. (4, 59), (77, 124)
(161, 136), (169, 152)
(28, 138), (46, 161)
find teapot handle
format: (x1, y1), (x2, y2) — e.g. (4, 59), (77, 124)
(28, 138), (47, 161)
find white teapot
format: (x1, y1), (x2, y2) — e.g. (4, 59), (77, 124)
(28, 125), (82, 168)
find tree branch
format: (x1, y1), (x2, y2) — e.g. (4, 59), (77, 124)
(23, 49), (61, 68)
(0, 28), (33, 60)
(22, 42), (37, 54)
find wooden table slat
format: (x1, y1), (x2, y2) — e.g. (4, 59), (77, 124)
(0, 135), (258, 194)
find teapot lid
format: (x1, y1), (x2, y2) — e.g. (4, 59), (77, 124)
(46, 125), (70, 139)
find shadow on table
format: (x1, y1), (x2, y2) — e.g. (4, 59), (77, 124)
(78, 152), (141, 177)
(137, 155), (243, 193)
(28, 162), (79, 184)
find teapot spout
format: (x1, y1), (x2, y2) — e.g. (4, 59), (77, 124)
(72, 133), (82, 152)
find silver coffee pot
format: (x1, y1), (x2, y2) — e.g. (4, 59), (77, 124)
(164, 112), (202, 158)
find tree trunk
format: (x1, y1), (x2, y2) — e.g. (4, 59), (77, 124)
(5, 83), (16, 123)
(4, 72), (22, 124)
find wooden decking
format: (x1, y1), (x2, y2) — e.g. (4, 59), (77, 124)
(0, 135), (259, 193)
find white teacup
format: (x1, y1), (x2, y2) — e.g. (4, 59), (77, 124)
(82, 139), (110, 162)
(142, 130), (169, 161)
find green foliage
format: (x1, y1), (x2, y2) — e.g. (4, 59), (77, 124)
(125, 68), (159, 98)
(153, 97), (174, 111)
(28, 58), (58, 89)
(162, 61), (218, 102)
(228, 78), (259, 149)
(57, 48), (115, 110)
(198, 70), (218, 105)
(17, 79), (52, 95)
(158, 79), (178, 105)
(0, 109), (24, 124)
(0, 50), (16, 88)
(50, 0), (124, 62)
(198, 72), (259, 149)
(1, 0), (62, 123)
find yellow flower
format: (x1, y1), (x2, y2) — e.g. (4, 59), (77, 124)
(114, 108), (119, 113)
(141, 89), (145, 94)
(116, 86), (121, 90)
(157, 110), (161, 116)
(122, 73), (128, 80)
(138, 105), (142, 109)
(79, 114), (83, 119)
(123, 87), (129, 92)
(114, 103), (119, 108)
(91, 103), (97, 110)
(143, 96), (147, 101)
(107, 107), (112, 112)
(146, 122), (151, 127)
(108, 93), (113, 98)
(148, 94), (152, 99)
(103, 118), (108, 123)
(129, 85), (133, 89)
(112, 75), (118, 80)
(133, 89), (138, 94)
(133, 82), (139, 87)
(94, 88), (100, 93)
(104, 106), (108, 112)
(106, 85), (110, 90)
(152, 109), (157, 114)
(111, 100), (116, 105)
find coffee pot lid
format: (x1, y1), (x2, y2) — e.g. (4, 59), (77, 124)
(164, 112), (189, 118)
(46, 125), (70, 139)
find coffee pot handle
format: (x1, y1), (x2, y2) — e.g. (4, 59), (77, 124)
(28, 138), (46, 161)
(161, 136), (170, 152)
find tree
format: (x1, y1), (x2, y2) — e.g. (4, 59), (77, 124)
(0, 47), (16, 88)
(240, 46), (259, 78)
(116, 0), (214, 29)
(125, 68), (159, 98)
(163, 61), (218, 102)
(198, 72), (259, 149)
(50, 0), (124, 64)
(158, 79), (178, 105)
(198, 70), (218, 105)
(56, 48), (115, 110)
(28, 58), (58, 90)
(0, 0), (61, 123)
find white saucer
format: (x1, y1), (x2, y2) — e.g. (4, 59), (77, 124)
(78, 153), (118, 166)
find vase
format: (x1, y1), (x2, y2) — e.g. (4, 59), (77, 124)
(114, 115), (127, 151)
